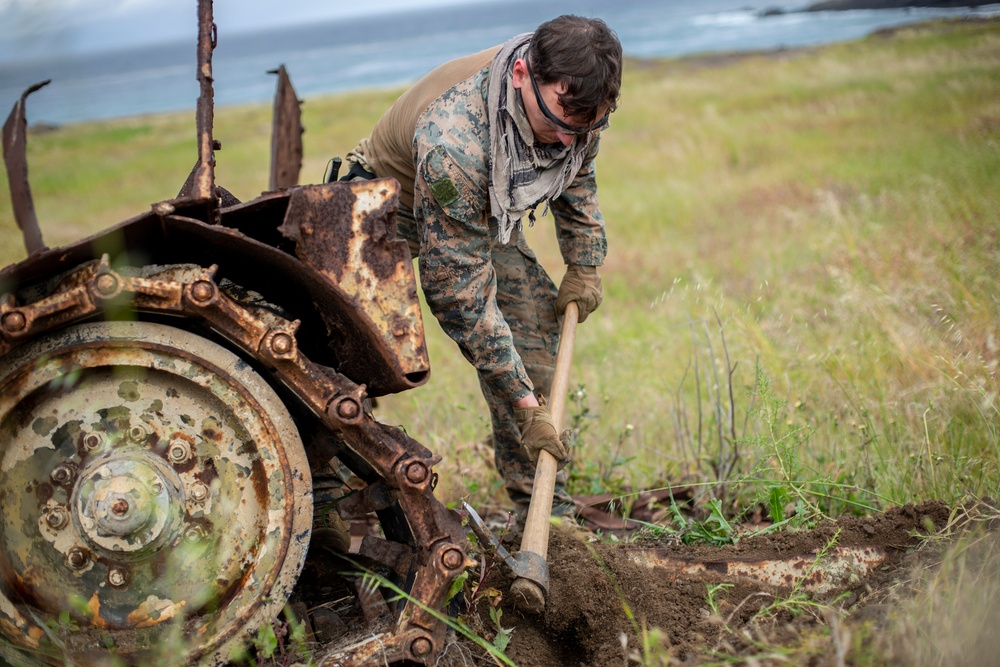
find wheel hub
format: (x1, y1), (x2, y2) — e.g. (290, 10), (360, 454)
(74, 453), (182, 556)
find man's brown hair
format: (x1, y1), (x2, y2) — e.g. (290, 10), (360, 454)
(527, 15), (622, 124)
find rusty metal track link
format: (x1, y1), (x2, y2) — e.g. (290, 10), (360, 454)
(0, 258), (467, 664)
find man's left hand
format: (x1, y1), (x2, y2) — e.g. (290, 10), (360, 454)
(556, 264), (602, 322)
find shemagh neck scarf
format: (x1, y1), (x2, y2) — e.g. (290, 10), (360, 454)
(487, 33), (591, 244)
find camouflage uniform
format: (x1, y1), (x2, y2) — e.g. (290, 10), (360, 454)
(354, 48), (607, 511)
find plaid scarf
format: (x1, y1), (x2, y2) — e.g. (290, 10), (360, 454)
(487, 33), (590, 244)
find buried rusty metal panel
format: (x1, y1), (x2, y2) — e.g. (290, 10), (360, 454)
(278, 180), (430, 383)
(624, 545), (890, 595)
(269, 65), (304, 191)
(2, 81), (50, 257)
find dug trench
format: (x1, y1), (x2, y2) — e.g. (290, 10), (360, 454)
(288, 499), (991, 666)
(476, 501), (952, 666)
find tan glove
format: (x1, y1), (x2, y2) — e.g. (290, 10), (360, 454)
(556, 264), (602, 323)
(514, 403), (570, 469)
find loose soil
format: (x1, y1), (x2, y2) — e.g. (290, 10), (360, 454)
(482, 502), (949, 667)
(296, 500), (974, 666)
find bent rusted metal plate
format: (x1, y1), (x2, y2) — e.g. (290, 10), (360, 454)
(278, 179), (430, 384)
(0, 321), (311, 665)
(2, 80), (50, 257)
(269, 65), (303, 191)
(625, 545), (889, 595)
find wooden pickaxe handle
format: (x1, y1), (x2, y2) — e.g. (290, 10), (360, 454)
(510, 301), (579, 614)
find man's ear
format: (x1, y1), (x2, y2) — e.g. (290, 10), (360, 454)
(511, 58), (527, 90)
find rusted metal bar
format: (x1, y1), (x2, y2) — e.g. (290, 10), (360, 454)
(336, 481), (396, 518)
(193, 0), (216, 204)
(2, 80), (50, 256)
(269, 65), (303, 191)
(354, 578), (392, 626)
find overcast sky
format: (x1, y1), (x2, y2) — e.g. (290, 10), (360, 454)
(0, 0), (485, 62)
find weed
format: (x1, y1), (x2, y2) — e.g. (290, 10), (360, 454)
(355, 570), (518, 667)
(248, 605), (314, 667)
(669, 496), (738, 546)
(705, 583), (735, 618)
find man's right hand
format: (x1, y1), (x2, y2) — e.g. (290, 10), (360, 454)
(556, 264), (602, 322)
(514, 403), (570, 468)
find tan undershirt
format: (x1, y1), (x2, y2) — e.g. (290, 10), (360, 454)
(352, 45), (501, 211)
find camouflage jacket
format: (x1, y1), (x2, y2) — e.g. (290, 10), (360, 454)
(411, 65), (608, 403)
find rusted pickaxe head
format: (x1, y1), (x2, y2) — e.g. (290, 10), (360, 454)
(462, 501), (549, 596)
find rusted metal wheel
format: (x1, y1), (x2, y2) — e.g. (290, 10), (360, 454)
(0, 321), (312, 666)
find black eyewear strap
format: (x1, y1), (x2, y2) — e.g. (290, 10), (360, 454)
(526, 62), (609, 135)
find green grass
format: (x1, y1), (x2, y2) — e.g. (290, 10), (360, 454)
(2, 18), (998, 518)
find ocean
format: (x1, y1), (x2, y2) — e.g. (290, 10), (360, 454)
(1, 0), (999, 127)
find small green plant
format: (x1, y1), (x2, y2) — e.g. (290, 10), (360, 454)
(488, 605), (514, 653)
(705, 582), (734, 618)
(670, 497), (738, 546)
(248, 604), (314, 667)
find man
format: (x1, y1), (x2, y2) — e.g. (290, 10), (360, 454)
(344, 15), (622, 517)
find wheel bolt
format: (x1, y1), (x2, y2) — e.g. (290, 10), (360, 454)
(405, 462), (428, 484)
(108, 568), (128, 588)
(110, 498), (130, 516)
(189, 482), (209, 502)
(129, 424), (149, 442)
(336, 399), (360, 420)
(270, 332), (293, 355)
(67, 547), (89, 570)
(46, 507), (69, 530)
(168, 440), (192, 464)
(51, 464), (75, 486)
(190, 281), (214, 303)
(95, 274), (118, 296)
(83, 432), (103, 451)
(441, 547), (464, 570)
(184, 526), (206, 543)
(410, 636), (433, 658)
(2, 311), (26, 333)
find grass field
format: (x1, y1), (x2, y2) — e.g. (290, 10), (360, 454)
(2, 15), (1000, 667)
(2, 17), (998, 523)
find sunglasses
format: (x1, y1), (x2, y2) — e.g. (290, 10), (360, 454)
(526, 62), (609, 136)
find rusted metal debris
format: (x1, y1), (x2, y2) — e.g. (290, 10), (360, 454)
(192, 0), (217, 206)
(0, 1), (463, 665)
(2, 80), (50, 256)
(269, 65), (304, 190)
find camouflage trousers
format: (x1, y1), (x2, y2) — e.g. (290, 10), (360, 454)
(395, 206), (573, 512)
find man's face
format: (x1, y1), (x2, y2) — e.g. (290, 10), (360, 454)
(512, 58), (606, 147)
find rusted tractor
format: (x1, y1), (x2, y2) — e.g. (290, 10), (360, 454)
(0, 2), (468, 665)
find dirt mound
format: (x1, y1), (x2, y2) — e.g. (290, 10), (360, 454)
(459, 501), (952, 666)
(298, 500), (989, 666)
